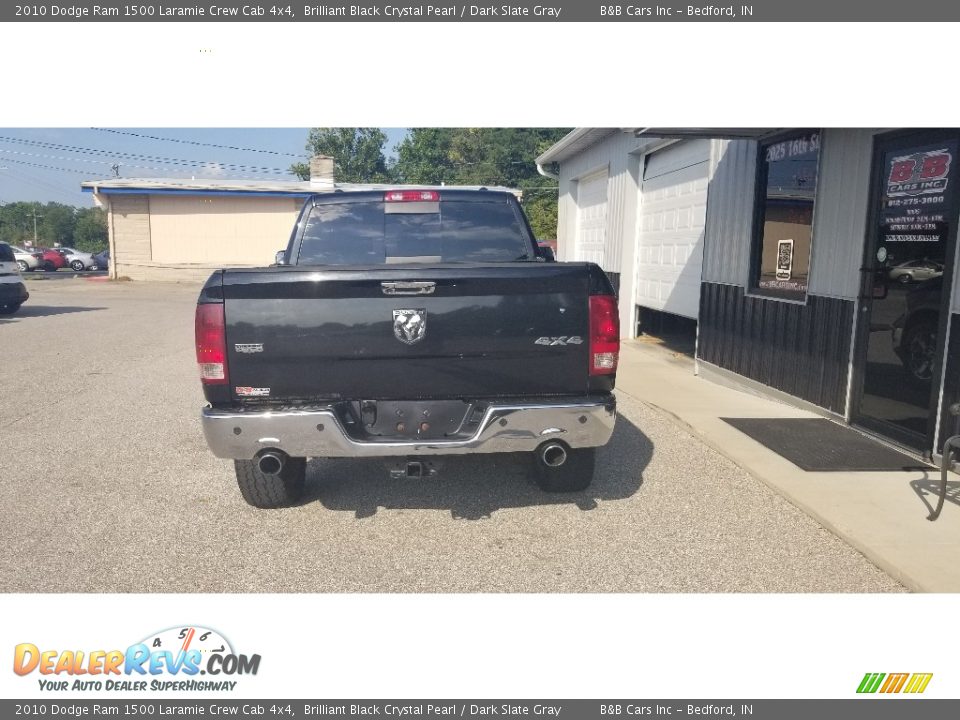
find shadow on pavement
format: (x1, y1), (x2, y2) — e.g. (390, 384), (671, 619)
(0, 305), (106, 322)
(299, 413), (652, 519)
(911, 474), (960, 517)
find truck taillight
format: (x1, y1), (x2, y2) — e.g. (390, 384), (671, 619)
(195, 303), (228, 385)
(589, 295), (619, 375)
(384, 190), (440, 202)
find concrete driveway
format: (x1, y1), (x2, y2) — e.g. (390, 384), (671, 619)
(0, 280), (903, 593)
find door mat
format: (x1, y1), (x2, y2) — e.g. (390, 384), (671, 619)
(720, 417), (931, 472)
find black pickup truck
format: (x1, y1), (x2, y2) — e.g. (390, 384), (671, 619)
(196, 189), (619, 507)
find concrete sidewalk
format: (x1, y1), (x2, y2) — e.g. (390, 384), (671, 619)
(616, 339), (960, 592)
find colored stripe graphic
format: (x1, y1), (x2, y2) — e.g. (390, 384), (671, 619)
(880, 673), (909, 693)
(857, 672), (932, 694)
(857, 673), (885, 693)
(904, 673), (933, 694)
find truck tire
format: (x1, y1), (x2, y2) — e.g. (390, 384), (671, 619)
(0, 303), (22, 315)
(234, 456), (306, 508)
(533, 446), (595, 493)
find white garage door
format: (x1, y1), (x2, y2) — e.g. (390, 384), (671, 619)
(634, 140), (710, 320)
(574, 169), (608, 266)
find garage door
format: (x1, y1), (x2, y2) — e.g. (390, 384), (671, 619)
(574, 169), (608, 266)
(634, 140), (710, 320)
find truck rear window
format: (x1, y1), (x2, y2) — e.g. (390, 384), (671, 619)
(296, 199), (532, 265)
(0, 244), (15, 262)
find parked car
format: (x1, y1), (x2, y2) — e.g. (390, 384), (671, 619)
(0, 242), (29, 315)
(8, 245), (43, 272)
(55, 246), (97, 271)
(37, 248), (67, 272)
(92, 249), (110, 270)
(196, 189), (619, 508)
(888, 259), (943, 284)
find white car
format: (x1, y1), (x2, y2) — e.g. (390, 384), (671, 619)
(9, 245), (43, 272)
(55, 246), (98, 271)
(0, 242), (30, 315)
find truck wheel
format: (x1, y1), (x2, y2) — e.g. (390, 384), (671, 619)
(0, 303), (22, 315)
(533, 445), (595, 493)
(234, 456), (306, 508)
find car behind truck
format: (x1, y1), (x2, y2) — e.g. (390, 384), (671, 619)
(196, 189), (619, 508)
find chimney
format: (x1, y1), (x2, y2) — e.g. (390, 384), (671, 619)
(309, 155), (335, 191)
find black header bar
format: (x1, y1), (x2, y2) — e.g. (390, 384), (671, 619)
(3, 1), (960, 22)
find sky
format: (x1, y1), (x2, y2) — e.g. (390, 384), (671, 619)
(0, 128), (410, 207)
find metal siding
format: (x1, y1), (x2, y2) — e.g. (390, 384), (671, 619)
(556, 132), (657, 273)
(702, 139), (757, 286)
(698, 281), (854, 414)
(807, 129), (878, 299)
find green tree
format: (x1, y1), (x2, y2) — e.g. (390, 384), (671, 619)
(73, 207), (108, 252)
(291, 128), (390, 183)
(0, 201), (108, 251)
(41, 203), (77, 247)
(392, 128), (570, 239)
(0, 201), (50, 247)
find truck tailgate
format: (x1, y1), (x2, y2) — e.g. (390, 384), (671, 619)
(221, 263), (592, 400)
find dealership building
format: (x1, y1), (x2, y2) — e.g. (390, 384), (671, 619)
(538, 128), (960, 460)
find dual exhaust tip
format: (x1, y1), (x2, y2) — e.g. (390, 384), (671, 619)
(539, 442), (568, 468)
(258, 443), (568, 475)
(257, 450), (287, 476)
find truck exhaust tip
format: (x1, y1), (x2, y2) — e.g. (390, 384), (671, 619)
(540, 442), (568, 468)
(257, 451), (286, 476)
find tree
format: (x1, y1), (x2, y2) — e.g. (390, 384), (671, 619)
(391, 128), (570, 238)
(73, 207), (108, 252)
(0, 201), (108, 251)
(291, 128), (390, 183)
(41, 203), (77, 247)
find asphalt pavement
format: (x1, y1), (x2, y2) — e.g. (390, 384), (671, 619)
(0, 280), (904, 593)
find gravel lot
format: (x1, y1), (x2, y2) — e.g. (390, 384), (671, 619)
(0, 280), (904, 592)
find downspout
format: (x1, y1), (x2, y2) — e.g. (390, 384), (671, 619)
(536, 162), (559, 181)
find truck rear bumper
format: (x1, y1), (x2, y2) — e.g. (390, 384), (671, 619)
(201, 396), (616, 459)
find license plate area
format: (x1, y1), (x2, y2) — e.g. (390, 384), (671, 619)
(341, 400), (482, 441)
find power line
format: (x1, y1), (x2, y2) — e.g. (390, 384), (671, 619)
(1, 169), (82, 205)
(0, 136), (294, 175)
(90, 128), (307, 158)
(0, 148), (291, 178)
(0, 156), (113, 176)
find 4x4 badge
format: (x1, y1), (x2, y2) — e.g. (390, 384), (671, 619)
(393, 309), (426, 345)
(535, 336), (583, 346)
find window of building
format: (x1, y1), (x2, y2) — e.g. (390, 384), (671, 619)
(750, 130), (821, 300)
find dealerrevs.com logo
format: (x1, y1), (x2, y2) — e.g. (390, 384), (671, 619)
(13, 626), (261, 692)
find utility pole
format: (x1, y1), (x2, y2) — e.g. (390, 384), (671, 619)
(30, 207), (42, 246)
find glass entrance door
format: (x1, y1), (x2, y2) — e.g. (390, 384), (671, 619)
(852, 130), (960, 450)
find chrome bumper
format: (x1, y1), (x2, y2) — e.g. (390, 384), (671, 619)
(202, 397), (616, 459)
